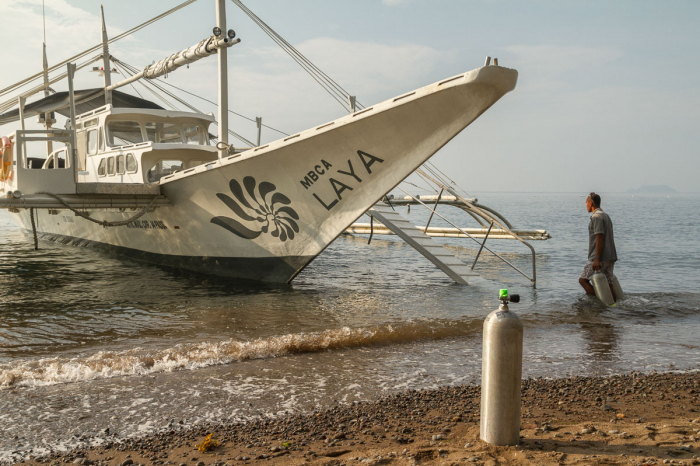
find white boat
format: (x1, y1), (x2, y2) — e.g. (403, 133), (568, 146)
(0, 1), (517, 283)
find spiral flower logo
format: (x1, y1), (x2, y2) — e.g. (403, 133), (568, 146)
(211, 176), (300, 242)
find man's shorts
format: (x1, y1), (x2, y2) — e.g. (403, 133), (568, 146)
(580, 260), (615, 284)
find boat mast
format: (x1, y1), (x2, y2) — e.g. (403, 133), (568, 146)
(42, 0), (54, 155)
(67, 63), (78, 179)
(100, 5), (113, 106)
(216, 0), (228, 158)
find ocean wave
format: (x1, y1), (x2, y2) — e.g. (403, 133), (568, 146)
(0, 320), (480, 388)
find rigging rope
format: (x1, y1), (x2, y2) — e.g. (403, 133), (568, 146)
(231, 0), (365, 113)
(415, 170), (440, 193)
(0, 55), (102, 114)
(420, 163), (474, 202)
(400, 180), (437, 194)
(0, 0), (199, 99)
(113, 57), (264, 145)
(133, 77), (181, 111)
(111, 61), (145, 99)
(141, 73), (289, 136)
(210, 123), (256, 147)
(429, 162), (473, 198)
(114, 58), (255, 146)
(113, 59), (187, 111)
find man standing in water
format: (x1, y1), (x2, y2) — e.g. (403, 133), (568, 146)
(579, 192), (618, 302)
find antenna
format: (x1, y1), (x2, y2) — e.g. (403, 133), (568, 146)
(101, 5), (113, 105)
(42, 44), (49, 97)
(42, 0), (48, 97)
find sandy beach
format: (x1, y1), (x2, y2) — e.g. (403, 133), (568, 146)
(13, 371), (700, 466)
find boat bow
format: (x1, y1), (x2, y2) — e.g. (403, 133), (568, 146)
(155, 64), (518, 282)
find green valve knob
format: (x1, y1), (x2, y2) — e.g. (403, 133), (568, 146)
(499, 289), (508, 299)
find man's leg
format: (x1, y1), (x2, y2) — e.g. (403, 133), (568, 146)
(579, 262), (596, 295)
(579, 277), (596, 295)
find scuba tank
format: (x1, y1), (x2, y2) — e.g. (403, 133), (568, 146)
(480, 289), (522, 446)
(611, 275), (624, 300)
(591, 272), (615, 306)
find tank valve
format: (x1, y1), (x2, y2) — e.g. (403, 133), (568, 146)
(498, 288), (520, 304)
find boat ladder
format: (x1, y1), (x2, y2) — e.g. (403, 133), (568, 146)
(367, 204), (479, 285)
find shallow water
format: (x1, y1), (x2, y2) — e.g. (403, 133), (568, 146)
(1, 192), (699, 461)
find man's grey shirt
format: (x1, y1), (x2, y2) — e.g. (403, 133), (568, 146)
(588, 208), (617, 262)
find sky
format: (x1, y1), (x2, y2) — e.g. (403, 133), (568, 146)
(0, 0), (698, 193)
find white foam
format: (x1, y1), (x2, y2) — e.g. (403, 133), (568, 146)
(0, 320), (475, 389)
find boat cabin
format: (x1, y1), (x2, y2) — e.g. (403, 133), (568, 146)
(1, 89), (219, 186)
(51, 106), (217, 184)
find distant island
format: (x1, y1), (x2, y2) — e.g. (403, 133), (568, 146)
(627, 184), (676, 194)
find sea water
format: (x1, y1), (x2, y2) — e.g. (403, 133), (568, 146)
(0, 192), (698, 461)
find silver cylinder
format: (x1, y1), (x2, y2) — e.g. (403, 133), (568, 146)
(591, 272), (614, 306)
(611, 275), (624, 300)
(480, 303), (523, 445)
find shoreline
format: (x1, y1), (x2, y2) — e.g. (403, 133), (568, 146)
(12, 371), (700, 466)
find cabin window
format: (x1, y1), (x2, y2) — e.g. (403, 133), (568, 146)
(147, 159), (184, 183)
(85, 119), (98, 128)
(87, 129), (98, 155)
(107, 121), (143, 146)
(126, 153), (137, 173)
(145, 122), (182, 144)
(107, 156), (115, 175)
(98, 158), (106, 177)
(184, 125), (201, 144)
(98, 128), (105, 151)
(116, 154), (125, 174)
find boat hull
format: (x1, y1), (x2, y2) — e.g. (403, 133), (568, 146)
(8, 65), (518, 283)
(21, 229), (310, 282)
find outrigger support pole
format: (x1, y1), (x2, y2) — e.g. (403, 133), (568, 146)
(216, 0), (229, 159)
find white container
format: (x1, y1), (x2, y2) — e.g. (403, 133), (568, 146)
(591, 272), (615, 306)
(480, 303), (523, 445)
(611, 275), (624, 300)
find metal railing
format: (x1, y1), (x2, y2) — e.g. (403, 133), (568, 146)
(14, 129), (74, 169)
(395, 186), (537, 287)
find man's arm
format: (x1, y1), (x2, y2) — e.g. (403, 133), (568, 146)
(593, 233), (605, 270)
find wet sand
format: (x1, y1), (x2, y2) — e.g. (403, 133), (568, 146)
(15, 371), (700, 466)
